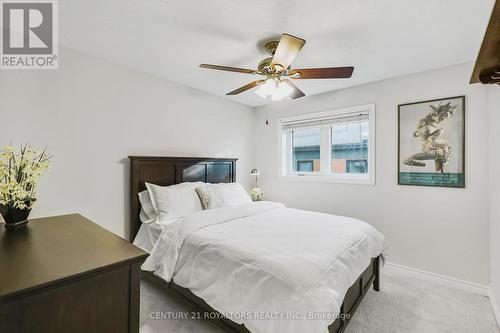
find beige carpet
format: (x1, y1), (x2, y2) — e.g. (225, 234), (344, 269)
(140, 267), (499, 333)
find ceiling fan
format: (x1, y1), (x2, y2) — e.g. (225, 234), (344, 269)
(199, 33), (354, 101)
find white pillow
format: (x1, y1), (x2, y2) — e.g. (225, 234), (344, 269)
(138, 190), (157, 224)
(195, 183), (252, 210)
(146, 182), (204, 220)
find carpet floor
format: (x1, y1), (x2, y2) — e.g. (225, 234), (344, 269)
(140, 267), (499, 333)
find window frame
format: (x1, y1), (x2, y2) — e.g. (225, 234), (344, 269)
(279, 104), (376, 185)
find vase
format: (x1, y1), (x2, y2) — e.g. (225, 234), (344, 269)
(0, 204), (31, 229)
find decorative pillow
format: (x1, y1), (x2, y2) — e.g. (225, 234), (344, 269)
(146, 182), (204, 220)
(195, 183), (252, 210)
(138, 190), (158, 224)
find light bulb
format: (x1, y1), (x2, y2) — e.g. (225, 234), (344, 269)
(255, 79), (293, 101)
(271, 82), (293, 101)
(255, 80), (277, 98)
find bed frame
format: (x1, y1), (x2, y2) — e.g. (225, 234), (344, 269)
(128, 156), (380, 333)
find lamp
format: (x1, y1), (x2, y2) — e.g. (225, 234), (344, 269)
(255, 79), (293, 101)
(250, 168), (260, 188)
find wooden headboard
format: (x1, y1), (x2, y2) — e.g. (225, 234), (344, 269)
(128, 156), (238, 241)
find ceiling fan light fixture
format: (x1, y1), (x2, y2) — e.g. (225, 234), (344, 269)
(255, 79), (276, 99)
(255, 79), (292, 101)
(271, 81), (293, 101)
(199, 33), (354, 100)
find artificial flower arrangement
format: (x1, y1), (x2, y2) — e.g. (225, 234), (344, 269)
(0, 144), (51, 227)
(250, 187), (263, 201)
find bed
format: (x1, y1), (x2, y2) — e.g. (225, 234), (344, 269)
(128, 156), (383, 333)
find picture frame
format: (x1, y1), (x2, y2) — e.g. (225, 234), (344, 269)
(398, 96), (465, 188)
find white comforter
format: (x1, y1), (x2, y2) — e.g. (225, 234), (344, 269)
(141, 201), (385, 333)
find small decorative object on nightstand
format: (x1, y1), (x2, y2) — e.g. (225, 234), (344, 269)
(0, 144), (51, 229)
(250, 187), (263, 201)
(250, 168), (263, 201)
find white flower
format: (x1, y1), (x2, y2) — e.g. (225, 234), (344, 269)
(0, 144), (51, 209)
(250, 187), (263, 201)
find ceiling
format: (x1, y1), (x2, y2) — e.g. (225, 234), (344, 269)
(59, 0), (495, 107)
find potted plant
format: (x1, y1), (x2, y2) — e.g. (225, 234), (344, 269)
(0, 144), (51, 228)
(250, 187), (263, 201)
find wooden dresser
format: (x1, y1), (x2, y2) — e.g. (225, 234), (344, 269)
(0, 214), (148, 333)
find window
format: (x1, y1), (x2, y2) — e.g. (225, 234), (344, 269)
(292, 128), (320, 172)
(280, 104), (375, 184)
(331, 120), (369, 175)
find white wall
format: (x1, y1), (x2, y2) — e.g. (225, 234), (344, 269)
(488, 85), (500, 316)
(0, 47), (254, 239)
(0, 49), (494, 287)
(254, 63), (490, 284)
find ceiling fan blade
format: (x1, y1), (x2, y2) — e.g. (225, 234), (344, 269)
(289, 67), (354, 79)
(283, 80), (305, 99)
(271, 34), (306, 70)
(226, 80), (266, 95)
(200, 64), (258, 74)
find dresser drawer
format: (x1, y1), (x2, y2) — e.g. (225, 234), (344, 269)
(0, 299), (20, 332)
(20, 266), (130, 333)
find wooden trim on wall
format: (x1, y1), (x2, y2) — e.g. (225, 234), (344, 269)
(470, 0), (500, 84)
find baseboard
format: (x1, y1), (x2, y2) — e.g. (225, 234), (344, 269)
(489, 291), (500, 328)
(384, 262), (490, 296)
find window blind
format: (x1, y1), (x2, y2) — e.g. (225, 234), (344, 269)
(281, 111), (369, 131)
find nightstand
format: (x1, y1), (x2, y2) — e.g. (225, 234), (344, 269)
(0, 214), (148, 333)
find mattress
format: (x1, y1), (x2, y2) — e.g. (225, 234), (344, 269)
(135, 201), (385, 333)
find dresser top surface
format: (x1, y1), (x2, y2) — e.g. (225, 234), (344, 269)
(0, 214), (148, 299)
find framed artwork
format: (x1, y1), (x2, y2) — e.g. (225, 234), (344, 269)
(398, 96), (465, 188)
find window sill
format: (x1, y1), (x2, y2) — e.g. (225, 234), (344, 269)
(281, 174), (375, 185)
